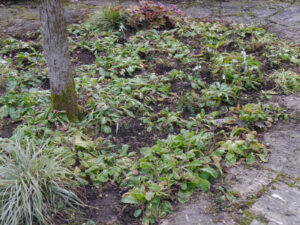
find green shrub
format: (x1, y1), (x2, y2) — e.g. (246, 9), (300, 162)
(0, 139), (82, 225)
(124, 1), (186, 30)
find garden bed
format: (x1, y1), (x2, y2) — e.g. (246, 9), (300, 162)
(0, 1), (299, 225)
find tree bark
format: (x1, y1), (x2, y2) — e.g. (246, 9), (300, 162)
(39, 0), (80, 121)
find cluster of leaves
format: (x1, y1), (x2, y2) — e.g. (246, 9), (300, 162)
(211, 51), (262, 90)
(76, 126), (268, 224)
(230, 103), (289, 126)
(79, 74), (172, 134)
(123, 1), (186, 30)
(121, 130), (216, 224)
(216, 131), (268, 166)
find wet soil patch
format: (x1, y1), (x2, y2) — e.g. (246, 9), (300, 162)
(170, 79), (192, 95)
(107, 117), (169, 154)
(41, 77), (50, 90)
(0, 85), (6, 97)
(84, 185), (141, 225)
(3, 45), (42, 58)
(71, 48), (96, 65)
(155, 63), (175, 75)
(0, 119), (22, 138)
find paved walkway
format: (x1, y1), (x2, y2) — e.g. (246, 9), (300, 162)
(1, 0), (300, 44)
(181, 0), (300, 44)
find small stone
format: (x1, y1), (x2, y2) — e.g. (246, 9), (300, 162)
(265, 121), (272, 128)
(132, 170), (139, 176)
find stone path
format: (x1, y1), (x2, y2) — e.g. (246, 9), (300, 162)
(1, 0), (300, 44)
(160, 94), (300, 225)
(181, 0), (300, 44)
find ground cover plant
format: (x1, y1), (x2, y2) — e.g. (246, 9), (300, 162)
(0, 1), (300, 224)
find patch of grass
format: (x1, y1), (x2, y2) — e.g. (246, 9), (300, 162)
(86, 5), (126, 31)
(269, 70), (300, 94)
(0, 139), (82, 225)
(0, 59), (9, 92)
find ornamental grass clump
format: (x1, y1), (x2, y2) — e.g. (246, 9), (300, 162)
(86, 1), (186, 31)
(87, 5), (126, 31)
(0, 139), (82, 225)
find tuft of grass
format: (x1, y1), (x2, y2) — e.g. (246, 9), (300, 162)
(0, 59), (9, 93)
(269, 70), (300, 94)
(0, 139), (82, 225)
(86, 5), (126, 31)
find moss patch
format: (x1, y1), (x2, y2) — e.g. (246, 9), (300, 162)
(51, 80), (80, 122)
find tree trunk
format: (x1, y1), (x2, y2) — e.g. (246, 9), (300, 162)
(39, 0), (80, 121)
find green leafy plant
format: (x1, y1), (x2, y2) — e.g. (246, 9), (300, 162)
(142, 108), (184, 132)
(236, 103), (267, 124)
(80, 74), (171, 134)
(216, 132), (267, 166)
(0, 139), (82, 225)
(176, 90), (201, 115)
(122, 130), (216, 224)
(124, 1), (186, 30)
(211, 51), (262, 89)
(201, 82), (235, 107)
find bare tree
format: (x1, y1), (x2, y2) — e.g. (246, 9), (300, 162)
(39, 0), (80, 121)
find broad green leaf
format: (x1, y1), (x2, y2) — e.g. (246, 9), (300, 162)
(145, 192), (155, 201)
(199, 167), (218, 179)
(74, 134), (92, 149)
(101, 125), (112, 134)
(134, 209), (142, 217)
(246, 153), (256, 164)
(186, 160), (202, 168)
(0, 105), (8, 119)
(178, 190), (192, 204)
(122, 195), (139, 204)
(180, 183), (187, 190)
(140, 162), (154, 170)
(198, 177), (210, 192)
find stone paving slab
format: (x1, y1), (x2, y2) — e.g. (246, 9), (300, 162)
(159, 192), (235, 225)
(224, 166), (277, 199)
(182, 0), (300, 44)
(263, 122), (300, 179)
(250, 182), (300, 225)
(268, 6), (300, 26)
(295, 179), (300, 189)
(251, 219), (266, 225)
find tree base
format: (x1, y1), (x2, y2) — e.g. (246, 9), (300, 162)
(51, 81), (80, 122)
